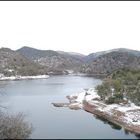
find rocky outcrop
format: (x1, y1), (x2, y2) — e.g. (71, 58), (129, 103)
(52, 88), (140, 135)
(52, 103), (70, 107)
(83, 100), (140, 135)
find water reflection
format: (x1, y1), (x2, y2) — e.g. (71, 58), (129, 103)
(94, 115), (122, 130)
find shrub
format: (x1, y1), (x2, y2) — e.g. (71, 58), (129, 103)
(96, 67), (140, 105)
(114, 93), (124, 100)
(105, 97), (115, 104)
(0, 112), (32, 139)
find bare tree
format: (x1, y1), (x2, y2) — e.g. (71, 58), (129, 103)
(0, 86), (32, 139)
(0, 112), (32, 139)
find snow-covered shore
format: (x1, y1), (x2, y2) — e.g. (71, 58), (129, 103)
(0, 75), (49, 81)
(52, 88), (140, 134)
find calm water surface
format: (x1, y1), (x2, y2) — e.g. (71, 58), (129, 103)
(0, 75), (139, 139)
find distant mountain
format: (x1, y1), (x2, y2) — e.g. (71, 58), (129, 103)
(112, 48), (140, 56)
(0, 48), (47, 76)
(17, 46), (59, 59)
(57, 51), (85, 60)
(17, 46), (85, 73)
(84, 48), (140, 63)
(80, 50), (140, 76)
(13, 46), (140, 76)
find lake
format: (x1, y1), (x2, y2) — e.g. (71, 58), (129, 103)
(0, 75), (139, 139)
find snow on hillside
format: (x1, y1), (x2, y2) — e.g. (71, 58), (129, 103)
(0, 74), (49, 81)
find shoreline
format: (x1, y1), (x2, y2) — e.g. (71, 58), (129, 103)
(83, 100), (140, 135)
(0, 75), (49, 81)
(52, 88), (140, 135)
(0, 73), (105, 81)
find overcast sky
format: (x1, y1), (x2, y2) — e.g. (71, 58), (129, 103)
(0, 1), (140, 55)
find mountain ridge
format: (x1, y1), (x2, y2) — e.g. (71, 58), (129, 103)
(1, 46), (140, 77)
(0, 47), (48, 76)
(17, 46), (85, 73)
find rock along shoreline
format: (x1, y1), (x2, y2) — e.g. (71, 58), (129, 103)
(52, 88), (140, 135)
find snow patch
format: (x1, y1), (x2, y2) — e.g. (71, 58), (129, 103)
(75, 91), (86, 102)
(69, 88), (101, 103)
(85, 88), (100, 101)
(0, 75), (49, 81)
